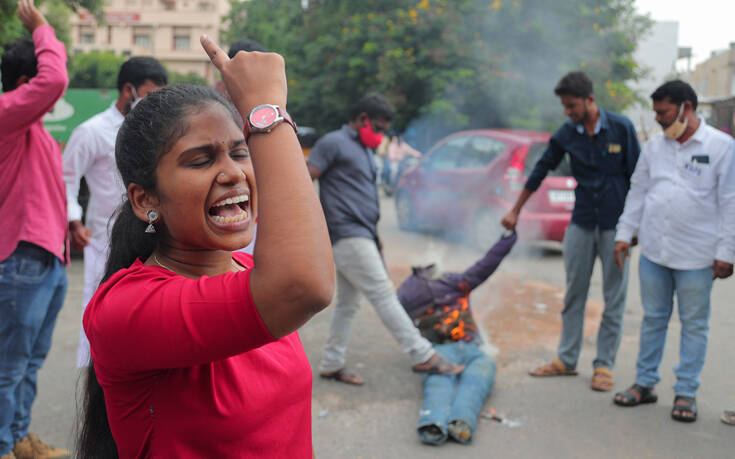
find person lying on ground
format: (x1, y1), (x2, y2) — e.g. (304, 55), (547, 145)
(397, 231), (517, 445)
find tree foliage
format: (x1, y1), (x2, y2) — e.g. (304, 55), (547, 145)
(68, 50), (125, 88)
(1, 0), (103, 48)
(68, 50), (210, 89)
(225, 0), (650, 148)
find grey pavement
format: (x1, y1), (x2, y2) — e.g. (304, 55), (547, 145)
(31, 195), (735, 457)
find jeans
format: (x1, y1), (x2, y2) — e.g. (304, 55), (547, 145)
(0, 243), (67, 454)
(319, 237), (434, 372)
(417, 342), (496, 445)
(559, 223), (629, 370)
(635, 255), (713, 397)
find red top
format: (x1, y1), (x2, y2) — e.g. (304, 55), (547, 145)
(83, 252), (313, 458)
(0, 25), (69, 263)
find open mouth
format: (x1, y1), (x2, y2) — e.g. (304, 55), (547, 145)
(208, 194), (249, 224)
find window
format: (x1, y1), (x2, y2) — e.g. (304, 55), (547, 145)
(456, 136), (506, 168)
(134, 34), (152, 48)
(80, 28), (95, 44)
(173, 28), (191, 50)
(134, 27), (153, 49)
(424, 136), (468, 171)
(199, 1), (213, 11)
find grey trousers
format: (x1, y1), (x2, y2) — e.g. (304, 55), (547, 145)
(558, 223), (629, 370)
(319, 237), (435, 373)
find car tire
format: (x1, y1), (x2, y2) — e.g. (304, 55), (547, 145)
(471, 209), (502, 249)
(395, 191), (417, 232)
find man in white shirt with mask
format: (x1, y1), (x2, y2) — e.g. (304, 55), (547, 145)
(63, 56), (167, 367)
(612, 80), (735, 423)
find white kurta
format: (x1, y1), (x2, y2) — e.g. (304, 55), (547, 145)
(62, 102), (124, 367)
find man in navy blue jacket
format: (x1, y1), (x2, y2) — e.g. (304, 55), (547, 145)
(501, 71), (640, 391)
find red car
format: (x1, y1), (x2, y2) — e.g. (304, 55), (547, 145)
(394, 129), (576, 247)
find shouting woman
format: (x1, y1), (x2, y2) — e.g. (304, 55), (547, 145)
(76, 36), (334, 458)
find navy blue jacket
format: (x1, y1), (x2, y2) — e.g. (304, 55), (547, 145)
(525, 109), (640, 230)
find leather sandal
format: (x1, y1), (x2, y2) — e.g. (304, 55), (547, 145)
(319, 368), (364, 385)
(590, 366), (614, 391)
(412, 354), (465, 375)
(529, 357), (578, 377)
(671, 395), (697, 423)
(613, 383), (657, 407)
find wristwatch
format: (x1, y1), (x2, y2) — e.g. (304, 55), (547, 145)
(245, 104), (297, 141)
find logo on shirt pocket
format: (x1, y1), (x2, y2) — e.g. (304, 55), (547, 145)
(607, 143), (622, 154)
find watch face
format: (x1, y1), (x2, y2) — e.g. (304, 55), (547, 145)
(250, 105), (279, 129)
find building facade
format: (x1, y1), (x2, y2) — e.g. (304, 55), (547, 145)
(70, 0), (231, 83)
(689, 43), (735, 99)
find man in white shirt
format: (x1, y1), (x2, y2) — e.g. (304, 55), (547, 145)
(611, 80), (735, 423)
(63, 57), (167, 367)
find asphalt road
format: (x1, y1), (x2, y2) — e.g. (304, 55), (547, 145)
(30, 195), (735, 458)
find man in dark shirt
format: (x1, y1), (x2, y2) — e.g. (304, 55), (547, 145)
(501, 71), (640, 391)
(308, 93), (463, 385)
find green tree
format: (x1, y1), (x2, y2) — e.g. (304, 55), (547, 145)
(68, 50), (125, 88)
(225, 0), (650, 148)
(1, 0), (103, 47)
(168, 70), (208, 86)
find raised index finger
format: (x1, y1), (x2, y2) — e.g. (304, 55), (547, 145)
(200, 34), (229, 71)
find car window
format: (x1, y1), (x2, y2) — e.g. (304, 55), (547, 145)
(523, 142), (573, 177)
(456, 136), (506, 168)
(423, 136), (468, 170)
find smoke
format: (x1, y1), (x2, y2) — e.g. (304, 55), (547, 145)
(392, 1), (638, 252)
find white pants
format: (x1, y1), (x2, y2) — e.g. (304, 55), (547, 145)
(76, 240), (108, 367)
(319, 237), (434, 373)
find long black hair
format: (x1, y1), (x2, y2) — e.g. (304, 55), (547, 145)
(77, 84), (241, 459)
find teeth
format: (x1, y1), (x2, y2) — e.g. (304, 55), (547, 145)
(212, 194), (249, 208)
(211, 207), (248, 224)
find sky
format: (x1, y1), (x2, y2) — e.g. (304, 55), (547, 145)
(635, 0), (735, 67)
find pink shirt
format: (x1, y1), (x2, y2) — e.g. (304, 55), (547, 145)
(84, 252), (313, 458)
(0, 25), (69, 263)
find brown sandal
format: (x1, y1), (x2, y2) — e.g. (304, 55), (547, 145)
(412, 354), (465, 375)
(590, 366), (614, 391)
(529, 357), (578, 377)
(319, 368), (364, 385)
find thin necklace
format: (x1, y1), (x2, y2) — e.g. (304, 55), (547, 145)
(152, 253), (244, 273)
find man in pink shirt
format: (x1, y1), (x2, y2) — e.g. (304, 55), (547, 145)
(0, 1), (70, 457)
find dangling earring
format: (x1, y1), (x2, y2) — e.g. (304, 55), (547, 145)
(145, 209), (159, 234)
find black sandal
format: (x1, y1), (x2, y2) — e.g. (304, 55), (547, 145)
(671, 395), (697, 423)
(613, 383), (658, 407)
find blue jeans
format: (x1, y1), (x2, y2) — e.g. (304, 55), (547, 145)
(635, 255), (713, 398)
(559, 223), (629, 370)
(0, 243), (67, 454)
(417, 342), (496, 445)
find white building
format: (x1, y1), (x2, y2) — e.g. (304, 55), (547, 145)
(70, 0), (232, 83)
(626, 21), (680, 140)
